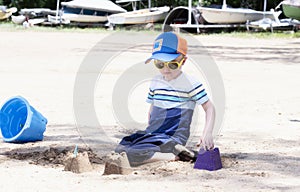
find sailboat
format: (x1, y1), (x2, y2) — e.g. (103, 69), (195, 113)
(197, 0), (280, 24)
(61, 0), (127, 23)
(108, 0), (170, 25)
(246, 0), (297, 31)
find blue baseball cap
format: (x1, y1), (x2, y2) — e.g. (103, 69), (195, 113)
(145, 32), (187, 63)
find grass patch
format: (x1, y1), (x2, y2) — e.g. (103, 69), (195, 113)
(0, 21), (165, 35)
(0, 21), (110, 33)
(1, 21), (300, 38)
(222, 31), (300, 38)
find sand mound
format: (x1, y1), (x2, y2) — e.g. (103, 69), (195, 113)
(64, 151), (93, 173)
(103, 152), (132, 175)
(3, 146), (104, 169)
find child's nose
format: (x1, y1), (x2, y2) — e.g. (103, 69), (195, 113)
(162, 65), (170, 72)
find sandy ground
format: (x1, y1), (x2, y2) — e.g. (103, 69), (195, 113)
(0, 28), (300, 192)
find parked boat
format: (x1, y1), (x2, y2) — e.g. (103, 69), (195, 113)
(48, 15), (70, 24)
(11, 15), (26, 24)
(246, 0), (298, 32)
(61, 0), (127, 23)
(197, 0), (280, 24)
(0, 6), (17, 20)
(19, 8), (52, 18)
(108, 6), (170, 25)
(28, 18), (47, 25)
(247, 18), (294, 31)
(281, 0), (300, 20)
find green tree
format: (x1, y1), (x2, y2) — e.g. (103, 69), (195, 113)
(1, 0), (283, 12)
(9, 0), (58, 10)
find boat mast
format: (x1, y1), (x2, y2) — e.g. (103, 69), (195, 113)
(222, 0), (227, 9)
(132, 1), (137, 11)
(56, 0), (60, 22)
(198, 0), (202, 6)
(188, 0), (192, 25)
(263, 0), (267, 19)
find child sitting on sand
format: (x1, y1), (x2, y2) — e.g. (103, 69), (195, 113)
(114, 32), (215, 166)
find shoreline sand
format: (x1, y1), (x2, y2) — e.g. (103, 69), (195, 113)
(0, 30), (299, 191)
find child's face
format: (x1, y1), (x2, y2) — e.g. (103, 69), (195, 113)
(155, 55), (185, 81)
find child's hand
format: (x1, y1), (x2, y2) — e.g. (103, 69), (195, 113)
(197, 133), (214, 150)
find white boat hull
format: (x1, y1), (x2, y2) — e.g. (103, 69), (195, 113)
(108, 7), (169, 24)
(198, 7), (278, 24)
(61, 0), (126, 13)
(62, 13), (107, 23)
(47, 15), (70, 24)
(247, 18), (293, 31)
(11, 15), (26, 24)
(61, 0), (127, 23)
(28, 18), (46, 25)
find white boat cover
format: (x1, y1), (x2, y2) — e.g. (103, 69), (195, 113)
(0, 6), (7, 11)
(287, 0), (300, 6)
(62, 0), (127, 13)
(284, 0), (300, 6)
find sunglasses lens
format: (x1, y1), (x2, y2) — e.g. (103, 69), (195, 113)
(155, 62), (165, 69)
(168, 62), (179, 70)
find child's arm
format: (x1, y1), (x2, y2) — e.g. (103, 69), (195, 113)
(198, 100), (215, 150)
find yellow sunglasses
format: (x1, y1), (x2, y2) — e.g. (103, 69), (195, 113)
(154, 57), (185, 70)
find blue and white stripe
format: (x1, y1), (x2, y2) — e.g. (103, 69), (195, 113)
(146, 73), (209, 109)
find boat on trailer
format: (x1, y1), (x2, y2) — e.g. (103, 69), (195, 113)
(61, 0), (127, 23)
(108, 6), (170, 25)
(108, 0), (169, 25)
(197, 0), (280, 24)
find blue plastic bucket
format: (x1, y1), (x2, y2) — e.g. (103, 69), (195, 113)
(0, 96), (47, 143)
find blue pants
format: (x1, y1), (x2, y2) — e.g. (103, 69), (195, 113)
(115, 106), (194, 165)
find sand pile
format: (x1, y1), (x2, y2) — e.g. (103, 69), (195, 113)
(3, 146), (104, 170)
(64, 151), (93, 173)
(103, 152), (132, 175)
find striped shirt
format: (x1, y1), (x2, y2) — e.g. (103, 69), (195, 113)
(146, 72), (209, 109)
